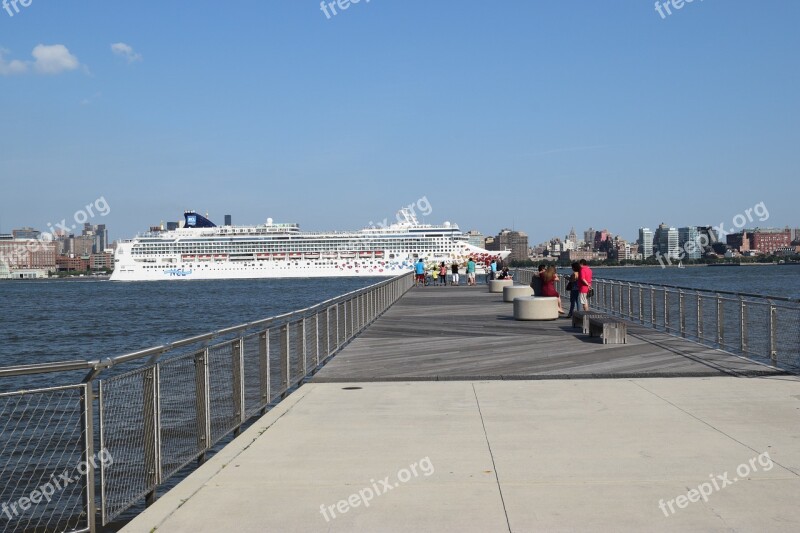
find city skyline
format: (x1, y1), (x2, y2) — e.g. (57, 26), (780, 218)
(1, 1), (798, 243)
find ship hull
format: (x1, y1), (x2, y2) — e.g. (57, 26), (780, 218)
(110, 259), (412, 281)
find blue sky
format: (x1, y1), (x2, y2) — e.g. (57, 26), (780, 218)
(1, 0), (798, 244)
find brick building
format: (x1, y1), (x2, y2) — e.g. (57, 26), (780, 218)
(0, 240), (58, 270)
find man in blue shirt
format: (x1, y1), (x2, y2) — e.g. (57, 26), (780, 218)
(415, 258), (426, 286)
(467, 257), (476, 285)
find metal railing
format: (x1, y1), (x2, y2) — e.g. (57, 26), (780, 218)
(0, 273), (413, 532)
(515, 268), (800, 370)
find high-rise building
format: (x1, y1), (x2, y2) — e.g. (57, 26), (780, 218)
(487, 229), (529, 263)
(567, 227), (578, 247)
(654, 223), (680, 260)
(678, 227), (702, 260)
(594, 230), (610, 252)
(94, 224), (108, 252)
(583, 228), (595, 249)
(464, 230), (486, 249)
(638, 228), (654, 258)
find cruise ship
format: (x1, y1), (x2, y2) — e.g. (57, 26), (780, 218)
(110, 210), (509, 281)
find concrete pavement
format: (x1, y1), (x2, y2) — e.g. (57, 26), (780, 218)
(122, 376), (800, 533)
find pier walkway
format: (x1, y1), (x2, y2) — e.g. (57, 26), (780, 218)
(122, 286), (800, 532)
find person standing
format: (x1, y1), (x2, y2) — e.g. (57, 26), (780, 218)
(431, 265), (438, 286)
(439, 262), (448, 286)
(579, 259), (593, 311)
(415, 258), (426, 287)
(490, 258), (497, 281)
(451, 261), (460, 286)
(467, 257), (476, 285)
(567, 262), (581, 317)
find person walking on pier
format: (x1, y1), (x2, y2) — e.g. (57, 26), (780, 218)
(415, 258), (426, 287)
(566, 262), (581, 317)
(467, 257), (476, 285)
(451, 261), (460, 286)
(579, 259), (593, 311)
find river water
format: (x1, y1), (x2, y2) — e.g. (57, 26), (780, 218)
(0, 277), (383, 381)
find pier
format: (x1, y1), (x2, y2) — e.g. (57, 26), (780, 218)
(120, 283), (800, 532)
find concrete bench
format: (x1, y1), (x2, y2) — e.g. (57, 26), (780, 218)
(588, 316), (628, 344)
(503, 285), (534, 302)
(571, 310), (607, 334)
(513, 297), (559, 321)
(488, 279), (514, 293)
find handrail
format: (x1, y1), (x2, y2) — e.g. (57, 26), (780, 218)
(0, 271), (415, 533)
(592, 277), (799, 304)
(0, 274), (410, 378)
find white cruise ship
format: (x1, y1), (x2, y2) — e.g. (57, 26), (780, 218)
(110, 209), (509, 281)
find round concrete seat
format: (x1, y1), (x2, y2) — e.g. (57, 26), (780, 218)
(488, 279), (514, 293)
(503, 285), (534, 302)
(513, 296), (559, 321)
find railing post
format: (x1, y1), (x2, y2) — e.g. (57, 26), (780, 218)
(664, 290), (670, 332)
(740, 298), (748, 354)
(143, 365), (161, 505)
(350, 298), (356, 337)
(80, 382), (97, 533)
(608, 281), (615, 314)
(336, 303), (342, 349)
(769, 303), (778, 364)
(299, 319), (307, 377)
(259, 330), (270, 413)
(314, 313), (320, 367)
(638, 286), (644, 324)
(281, 323), (290, 394)
(232, 338), (245, 436)
(716, 295), (724, 348)
(679, 291), (686, 338)
(627, 284), (632, 318)
(697, 294), (703, 339)
(650, 287), (656, 326)
(194, 349), (210, 464)
(324, 306), (331, 357)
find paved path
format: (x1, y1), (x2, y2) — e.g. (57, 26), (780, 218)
(122, 286), (799, 532)
(313, 285), (781, 380)
(122, 378), (800, 532)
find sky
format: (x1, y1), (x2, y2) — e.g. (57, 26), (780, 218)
(1, 0), (798, 245)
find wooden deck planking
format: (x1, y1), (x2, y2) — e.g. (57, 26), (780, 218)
(312, 285), (783, 381)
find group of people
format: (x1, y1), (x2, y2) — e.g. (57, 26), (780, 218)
(414, 257), (479, 286)
(485, 258), (510, 282)
(530, 259), (593, 317)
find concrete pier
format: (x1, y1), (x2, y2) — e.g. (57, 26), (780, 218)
(122, 286), (800, 532)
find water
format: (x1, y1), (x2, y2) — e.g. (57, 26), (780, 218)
(585, 264), (800, 300)
(0, 277), (383, 388)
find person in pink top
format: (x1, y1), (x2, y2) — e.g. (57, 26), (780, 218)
(579, 259), (593, 311)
